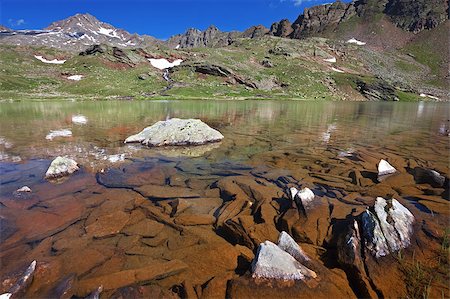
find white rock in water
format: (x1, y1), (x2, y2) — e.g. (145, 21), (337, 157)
(72, 115), (88, 124)
(45, 156), (79, 179)
(46, 129), (72, 140)
(16, 186), (31, 192)
(251, 241), (316, 281)
(124, 118), (224, 147)
(277, 231), (312, 267)
(373, 197), (414, 252)
(378, 159), (396, 176)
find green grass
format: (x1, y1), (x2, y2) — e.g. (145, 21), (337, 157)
(395, 90), (421, 102)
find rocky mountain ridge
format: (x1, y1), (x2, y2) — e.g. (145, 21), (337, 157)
(271, 0), (449, 39)
(0, 13), (160, 51)
(0, 0), (448, 51)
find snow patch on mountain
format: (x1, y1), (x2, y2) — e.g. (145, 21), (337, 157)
(148, 58), (183, 70)
(34, 55), (66, 64)
(98, 27), (120, 38)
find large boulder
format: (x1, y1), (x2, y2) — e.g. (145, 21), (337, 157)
(373, 197), (414, 252)
(45, 156), (79, 179)
(361, 197), (414, 257)
(412, 167), (446, 188)
(124, 118), (224, 147)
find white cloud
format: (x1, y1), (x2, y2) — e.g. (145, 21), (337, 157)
(7, 18), (26, 27)
(281, 0), (314, 6)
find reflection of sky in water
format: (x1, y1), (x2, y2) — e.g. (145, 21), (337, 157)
(0, 100), (448, 172)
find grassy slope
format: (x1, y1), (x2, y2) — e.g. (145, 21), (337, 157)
(403, 21), (449, 88)
(0, 30), (446, 101)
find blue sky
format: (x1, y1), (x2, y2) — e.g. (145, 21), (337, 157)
(1, 0), (335, 39)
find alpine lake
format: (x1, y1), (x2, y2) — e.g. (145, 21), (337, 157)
(0, 100), (449, 298)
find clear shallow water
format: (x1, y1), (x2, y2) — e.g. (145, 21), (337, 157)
(0, 100), (449, 298)
(0, 100), (448, 170)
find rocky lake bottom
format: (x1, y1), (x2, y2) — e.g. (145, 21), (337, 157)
(0, 100), (449, 298)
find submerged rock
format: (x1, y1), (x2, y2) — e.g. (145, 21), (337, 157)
(4, 260), (37, 298)
(378, 159), (396, 177)
(251, 241), (316, 281)
(84, 286), (103, 299)
(45, 156), (79, 179)
(124, 118), (224, 147)
(71, 115), (88, 125)
(16, 186), (31, 193)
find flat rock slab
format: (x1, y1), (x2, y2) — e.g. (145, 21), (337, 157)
(174, 214), (216, 226)
(134, 185), (200, 199)
(122, 219), (164, 237)
(85, 211), (130, 238)
(76, 260), (188, 296)
(124, 118), (224, 147)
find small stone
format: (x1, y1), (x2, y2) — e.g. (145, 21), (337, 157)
(45, 156), (79, 179)
(16, 186), (31, 193)
(378, 159), (396, 177)
(138, 73), (149, 80)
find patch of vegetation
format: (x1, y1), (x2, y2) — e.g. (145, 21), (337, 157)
(397, 228), (450, 299)
(395, 90), (421, 102)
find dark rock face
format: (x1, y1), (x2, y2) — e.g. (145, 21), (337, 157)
(275, 0), (448, 40)
(269, 19), (293, 37)
(79, 44), (108, 56)
(167, 25), (239, 48)
(170, 63), (257, 89)
(79, 44), (147, 67)
(412, 167), (446, 188)
(290, 1), (357, 38)
(355, 79), (399, 101)
(384, 0), (449, 32)
(242, 25), (269, 38)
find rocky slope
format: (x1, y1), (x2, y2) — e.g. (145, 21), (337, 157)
(271, 0), (449, 39)
(0, 13), (160, 51)
(167, 25), (240, 49)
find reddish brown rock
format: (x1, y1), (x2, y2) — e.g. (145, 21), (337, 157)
(76, 260), (188, 296)
(122, 219), (164, 237)
(85, 210), (130, 238)
(134, 185), (200, 199)
(174, 214), (216, 226)
(201, 273), (234, 299)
